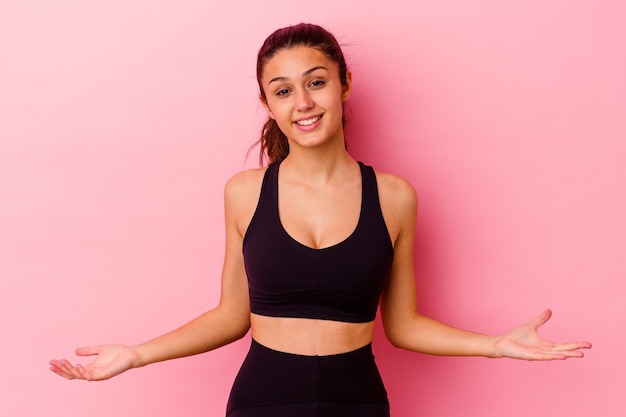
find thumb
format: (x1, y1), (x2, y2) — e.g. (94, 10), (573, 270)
(75, 346), (102, 357)
(530, 309), (552, 330)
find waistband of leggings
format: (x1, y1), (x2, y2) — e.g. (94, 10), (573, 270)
(250, 338), (373, 359)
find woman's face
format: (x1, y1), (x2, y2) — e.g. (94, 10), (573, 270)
(260, 46), (351, 153)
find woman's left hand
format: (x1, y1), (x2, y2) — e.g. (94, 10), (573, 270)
(493, 309), (591, 360)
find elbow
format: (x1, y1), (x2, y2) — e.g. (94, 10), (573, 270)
(385, 330), (410, 350)
(228, 313), (251, 342)
(232, 320), (251, 341)
(381, 311), (423, 351)
(216, 304), (251, 344)
(382, 321), (412, 350)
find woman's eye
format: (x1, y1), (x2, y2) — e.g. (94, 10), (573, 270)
(276, 89), (290, 96)
(309, 80), (325, 88)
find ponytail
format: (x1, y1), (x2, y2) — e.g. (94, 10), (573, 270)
(252, 118), (289, 166)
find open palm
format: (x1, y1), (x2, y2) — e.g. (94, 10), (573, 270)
(494, 309), (591, 360)
(50, 344), (139, 381)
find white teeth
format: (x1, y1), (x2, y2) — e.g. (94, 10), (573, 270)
(296, 116), (320, 126)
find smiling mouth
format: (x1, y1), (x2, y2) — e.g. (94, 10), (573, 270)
(295, 115), (322, 126)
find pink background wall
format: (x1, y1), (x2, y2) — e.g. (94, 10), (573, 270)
(2, 1), (624, 416)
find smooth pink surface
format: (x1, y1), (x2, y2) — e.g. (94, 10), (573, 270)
(1, 1), (623, 416)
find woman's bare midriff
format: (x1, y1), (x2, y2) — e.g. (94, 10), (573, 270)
(250, 313), (376, 356)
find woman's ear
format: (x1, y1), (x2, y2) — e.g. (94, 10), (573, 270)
(342, 71), (353, 102)
(259, 96), (275, 120)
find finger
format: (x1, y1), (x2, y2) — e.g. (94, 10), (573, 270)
(62, 360), (83, 378)
(559, 350), (586, 358)
(534, 342), (591, 360)
(64, 360), (88, 379)
(50, 366), (75, 379)
(50, 360), (75, 380)
(522, 346), (571, 361)
(75, 346), (101, 357)
(551, 341), (593, 352)
(50, 360), (82, 380)
(530, 309), (552, 330)
(540, 350), (583, 359)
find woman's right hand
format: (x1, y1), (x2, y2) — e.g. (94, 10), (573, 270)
(49, 344), (140, 381)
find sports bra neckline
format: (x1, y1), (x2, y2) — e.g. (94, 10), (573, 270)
(275, 161), (365, 252)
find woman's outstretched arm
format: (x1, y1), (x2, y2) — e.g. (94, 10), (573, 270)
(49, 170), (264, 380)
(377, 172), (591, 360)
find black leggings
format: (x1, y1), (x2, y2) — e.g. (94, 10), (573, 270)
(226, 339), (390, 417)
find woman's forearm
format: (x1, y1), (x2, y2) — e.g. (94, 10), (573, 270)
(385, 313), (499, 357)
(132, 306), (250, 368)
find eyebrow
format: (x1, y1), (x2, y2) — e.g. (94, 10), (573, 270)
(267, 66), (328, 86)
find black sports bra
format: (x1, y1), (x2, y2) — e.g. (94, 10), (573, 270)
(242, 161), (394, 323)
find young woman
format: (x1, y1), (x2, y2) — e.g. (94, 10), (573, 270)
(49, 23), (591, 416)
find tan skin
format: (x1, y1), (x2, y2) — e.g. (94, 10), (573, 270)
(50, 46), (590, 381)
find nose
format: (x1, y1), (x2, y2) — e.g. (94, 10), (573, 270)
(294, 87), (314, 111)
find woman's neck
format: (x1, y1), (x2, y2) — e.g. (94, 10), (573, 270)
(280, 148), (357, 187)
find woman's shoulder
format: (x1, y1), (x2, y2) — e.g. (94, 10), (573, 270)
(368, 166), (418, 241)
(225, 166), (268, 193)
(224, 167), (268, 212)
(370, 166), (418, 206)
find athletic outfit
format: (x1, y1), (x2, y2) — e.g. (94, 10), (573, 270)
(226, 161), (394, 416)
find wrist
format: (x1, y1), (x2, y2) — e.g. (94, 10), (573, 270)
(129, 344), (148, 368)
(489, 335), (507, 359)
